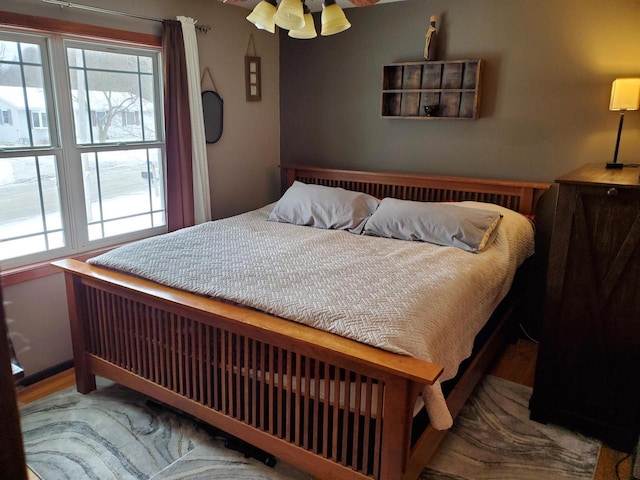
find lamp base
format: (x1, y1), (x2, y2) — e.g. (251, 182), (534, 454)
(606, 162), (624, 169)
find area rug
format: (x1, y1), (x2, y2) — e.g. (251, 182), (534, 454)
(20, 375), (600, 480)
(19, 378), (312, 480)
(421, 376), (601, 480)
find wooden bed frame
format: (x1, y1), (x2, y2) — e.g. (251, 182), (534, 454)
(54, 166), (549, 480)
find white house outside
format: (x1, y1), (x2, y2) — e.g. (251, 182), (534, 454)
(0, 86), (155, 149)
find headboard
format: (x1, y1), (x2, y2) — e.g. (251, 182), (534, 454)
(280, 165), (550, 216)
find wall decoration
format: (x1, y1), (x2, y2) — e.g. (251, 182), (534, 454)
(424, 15), (437, 61)
(245, 35), (261, 102)
(200, 66), (224, 143)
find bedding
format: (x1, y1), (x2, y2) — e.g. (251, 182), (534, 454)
(363, 197), (503, 252)
(88, 200), (535, 430)
(267, 180), (379, 233)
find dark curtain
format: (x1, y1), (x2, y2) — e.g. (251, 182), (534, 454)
(162, 20), (194, 231)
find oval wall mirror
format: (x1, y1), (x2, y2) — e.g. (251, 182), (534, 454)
(202, 90), (223, 143)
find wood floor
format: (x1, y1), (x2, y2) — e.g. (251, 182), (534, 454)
(16, 339), (633, 480)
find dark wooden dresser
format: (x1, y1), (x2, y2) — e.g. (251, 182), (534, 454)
(529, 164), (640, 452)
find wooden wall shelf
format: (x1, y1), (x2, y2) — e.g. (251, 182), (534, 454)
(381, 59), (483, 120)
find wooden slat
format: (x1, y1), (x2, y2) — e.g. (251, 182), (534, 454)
(244, 336), (251, 423)
(281, 165), (549, 216)
(313, 359), (321, 454)
(227, 332), (234, 416)
(259, 341), (266, 430)
(170, 314), (177, 393)
(235, 333), (241, 419)
(285, 350), (292, 442)
(372, 379), (384, 478)
(296, 357), (302, 447)
(213, 327), (221, 411)
(303, 356), (311, 450)
(323, 363), (330, 458)
(205, 326), (212, 408)
(331, 367), (340, 462)
(352, 374), (363, 472)
(268, 345), (275, 436)
(341, 371), (351, 464)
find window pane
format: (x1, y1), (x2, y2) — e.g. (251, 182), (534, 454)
(21, 43), (42, 64)
(68, 67), (92, 144)
(0, 155), (64, 261)
(82, 148), (165, 241)
(147, 149), (164, 212)
(140, 75), (157, 141)
(68, 46), (159, 146)
(0, 41), (51, 148)
(88, 70), (143, 142)
(0, 40), (19, 61)
(84, 49), (139, 72)
(139, 56), (152, 74)
(66, 47), (83, 68)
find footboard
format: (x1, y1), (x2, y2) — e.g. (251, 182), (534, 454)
(54, 259), (444, 480)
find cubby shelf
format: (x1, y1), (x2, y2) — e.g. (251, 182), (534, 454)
(381, 59), (483, 119)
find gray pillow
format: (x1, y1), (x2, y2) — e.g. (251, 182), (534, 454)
(267, 181), (379, 233)
(363, 198), (503, 252)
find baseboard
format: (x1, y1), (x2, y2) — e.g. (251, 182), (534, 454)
(16, 359), (74, 387)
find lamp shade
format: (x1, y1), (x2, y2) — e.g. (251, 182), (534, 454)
(289, 4), (317, 39)
(321, 0), (351, 36)
(274, 0), (305, 30)
(609, 78), (640, 111)
(246, 0), (277, 33)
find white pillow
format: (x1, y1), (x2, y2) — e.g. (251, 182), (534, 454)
(363, 198), (503, 252)
(267, 181), (379, 233)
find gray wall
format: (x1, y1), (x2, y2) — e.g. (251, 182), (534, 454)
(2, 0), (281, 375)
(280, 0), (640, 181)
(279, 0), (640, 332)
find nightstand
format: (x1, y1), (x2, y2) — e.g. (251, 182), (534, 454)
(529, 164), (640, 452)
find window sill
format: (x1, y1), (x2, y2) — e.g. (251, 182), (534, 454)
(1, 246), (117, 287)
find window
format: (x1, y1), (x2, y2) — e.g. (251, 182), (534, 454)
(31, 111), (48, 129)
(1, 109), (12, 125)
(0, 31), (166, 269)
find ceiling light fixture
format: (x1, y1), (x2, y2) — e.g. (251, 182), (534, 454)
(246, 0), (350, 38)
(321, 0), (351, 36)
(273, 0), (305, 30)
(288, 2), (317, 39)
(245, 0), (277, 33)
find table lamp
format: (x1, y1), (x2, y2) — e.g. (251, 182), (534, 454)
(607, 78), (640, 169)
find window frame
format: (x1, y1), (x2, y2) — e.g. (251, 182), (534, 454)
(0, 21), (167, 272)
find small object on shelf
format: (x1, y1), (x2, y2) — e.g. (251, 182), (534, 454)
(424, 105), (439, 116)
(424, 15), (437, 61)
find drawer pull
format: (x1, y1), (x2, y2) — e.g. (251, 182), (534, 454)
(607, 187), (618, 197)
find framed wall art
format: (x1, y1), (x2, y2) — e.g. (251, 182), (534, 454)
(245, 35), (261, 102)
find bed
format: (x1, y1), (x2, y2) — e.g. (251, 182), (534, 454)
(53, 165), (549, 480)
